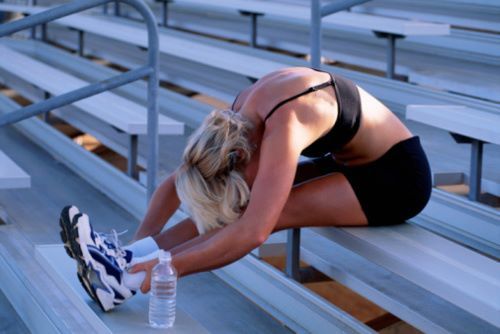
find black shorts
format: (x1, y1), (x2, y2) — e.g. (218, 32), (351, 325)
(306, 136), (432, 226)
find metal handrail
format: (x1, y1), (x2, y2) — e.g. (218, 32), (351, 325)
(310, 0), (371, 69)
(0, 0), (159, 202)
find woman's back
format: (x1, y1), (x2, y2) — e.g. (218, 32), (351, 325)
(233, 67), (412, 166)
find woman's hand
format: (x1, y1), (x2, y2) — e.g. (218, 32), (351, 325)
(129, 258), (159, 293)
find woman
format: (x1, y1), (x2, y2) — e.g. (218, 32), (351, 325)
(60, 67), (432, 311)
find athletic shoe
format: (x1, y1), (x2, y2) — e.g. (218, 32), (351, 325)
(60, 206), (102, 304)
(62, 212), (136, 311)
(60, 208), (133, 270)
(77, 246), (136, 312)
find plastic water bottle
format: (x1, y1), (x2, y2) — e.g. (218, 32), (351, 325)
(149, 250), (177, 328)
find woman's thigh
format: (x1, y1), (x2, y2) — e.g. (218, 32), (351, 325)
(274, 172), (369, 231)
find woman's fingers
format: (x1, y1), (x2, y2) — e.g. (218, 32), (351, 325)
(140, 269), (152, 293)
(128, 263), (144, 274)
(128, 259), (157, 293)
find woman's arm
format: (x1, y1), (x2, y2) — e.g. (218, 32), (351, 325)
(130, 110), (315, 291)
(133, 170), (181, 241)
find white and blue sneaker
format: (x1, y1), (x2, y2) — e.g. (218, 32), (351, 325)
(78, 242), (136, 311)
(60, 206), (100, 303)
(59, 207), (136, 311)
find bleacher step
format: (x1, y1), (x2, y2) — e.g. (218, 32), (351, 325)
(0, 44), (184, 136)
(35, 244), (209, 334)
(0, 225), (100, 333)
(311, 224), (500, 328)
(299, 228), (500, 334)
(0, 150), (30, 189)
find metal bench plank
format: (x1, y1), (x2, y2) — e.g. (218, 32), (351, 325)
(413, 189), (500, 259)
(2, 5), (497, 118)
(300, 228), (499, 334)
(35, 244), (209, 334)
(0, 150), (30, 189)
(314, 224), (500, 328)
(173, 0), (449, 36)
(353, 0), (500, 32)
(0, 44), (183, 135)
(5, 39), (213, 128)
(406, 105), (500, 145)
(0, 225), (100, 333)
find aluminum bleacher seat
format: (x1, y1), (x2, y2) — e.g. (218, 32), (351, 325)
(407, 105), (500, 201)
(0, 150), (30, 189)
(352, 0), (500, 32)
(0, 43), (184, 178)
(299, 224), (500, 333)
(413, 188), (500, 259)
(0, 39), (203, 172)
(13, 8), (494, 116)
(143, 0), (499, 101)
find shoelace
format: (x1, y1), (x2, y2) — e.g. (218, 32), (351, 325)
(99, 229), (129, 268)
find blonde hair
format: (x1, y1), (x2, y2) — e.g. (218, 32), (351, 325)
(175, 109), (254, 234)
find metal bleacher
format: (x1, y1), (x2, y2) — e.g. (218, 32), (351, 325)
(154, 0), (499, 101)
(17, 4), (498, 247)
(0, 0), (499, 333)
(0, 44), (184, 179)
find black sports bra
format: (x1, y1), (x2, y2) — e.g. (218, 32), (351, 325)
(232, 68), (362, 157)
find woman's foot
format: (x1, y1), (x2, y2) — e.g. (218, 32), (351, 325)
(76, 245), (136, 311)
(59, 206), (136, 311)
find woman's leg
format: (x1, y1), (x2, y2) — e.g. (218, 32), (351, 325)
(124, 170), (367, 291)
(275, 172), (369, 231)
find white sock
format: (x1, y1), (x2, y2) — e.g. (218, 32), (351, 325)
(124, 236), (159, 257)
(123, 272), (146, 291)
(123, 250), (161, 291)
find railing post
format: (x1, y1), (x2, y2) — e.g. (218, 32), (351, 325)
(160, 0), (173, 27)
(43, 91), (51, 123)
(286, 228), (302, 281)
(78, 29), (85, 57)
(386, 33), (396, 78)
(310, 0), (371, 69)
(114, 0), (121, 16)
(374, 32), (403, 79)
(310, 0), (322, 69)
(41, 23), (47, 41)
(469, 139), (483, 201)
(128, 135), (139, 179)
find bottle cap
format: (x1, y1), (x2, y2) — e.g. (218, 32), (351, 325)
(158, 249), (172, 262)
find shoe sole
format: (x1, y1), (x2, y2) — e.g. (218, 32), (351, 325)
(78, 262), (111, 312)
(61, 212), (87, 267)
(76, 263), (106, 310)
(59, 205), (80, 260)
